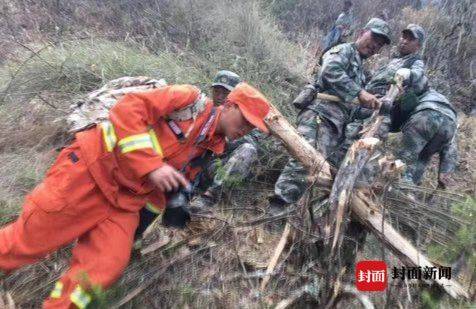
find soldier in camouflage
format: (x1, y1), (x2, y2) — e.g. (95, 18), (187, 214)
(270, 18), (391, 208)
(272, 19), (391, 272)
(322, 0), (356, 52)
(398, 89), (458, 188)
(366, 24), (428, 98)
(209, 70), (241, 106)
(191, 71), (265, 208)
(340, 24), (432, 179)
(366, 24), (458, 188)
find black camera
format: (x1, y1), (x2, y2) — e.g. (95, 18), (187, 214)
(162, 185), (193, 228)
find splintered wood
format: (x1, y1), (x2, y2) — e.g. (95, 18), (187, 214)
(263, 102), (469, 300)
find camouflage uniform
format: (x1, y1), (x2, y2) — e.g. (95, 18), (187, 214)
(202, 129), (263, 198)
(366, 53), (428, 97)
(366, 50), (429, 130)
(192, 71), (265, 206)
(322, 10), (356, 52)
(398, 89), (458, 184)
(341, 25), (434, 185)
(344, 51), (430, 152)
(275, 42), (367, 204)
(274, 19), (391, 271)
(366, 24), (458, 184)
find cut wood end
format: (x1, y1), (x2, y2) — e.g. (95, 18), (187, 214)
(378, 157), (406, 176)
(360, 137), (380, 148)
(394, 159), (405, 171)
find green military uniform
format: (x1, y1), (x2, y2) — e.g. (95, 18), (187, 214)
(192, 71), (266, 207)
(274, 18), (391, 205)
(366, 24), (428, 98)
(366, 53), (428, 97)
(366, 24), (458, 185)
(398, 89), (458, 184)
(201, 129), (263, 200)
(273, 19), (391, 271)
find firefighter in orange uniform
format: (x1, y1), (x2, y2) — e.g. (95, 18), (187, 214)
(0, 82), (270, 308)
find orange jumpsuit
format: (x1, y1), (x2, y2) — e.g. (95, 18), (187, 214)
(0, 85), (225, 308)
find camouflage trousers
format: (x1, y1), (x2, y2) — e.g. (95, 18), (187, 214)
(274, 107), (357, 204)
(274, 107), (368, 269)
(201, 141), (258, 198)
(398, 109), (457, 184)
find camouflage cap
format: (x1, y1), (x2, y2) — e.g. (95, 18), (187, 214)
(212, 70), (242, 91)
(364, 17), (391, 44)
(402, 24), (426, 45)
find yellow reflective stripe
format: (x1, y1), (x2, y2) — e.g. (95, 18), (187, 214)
(148, 129), (163, 157)
(118, 133), (153, 154)
(70, 285), (92, 309)
(118, 133), (150, 146)
(145, 202), (162, 214)
(101, 121), (117, 152)
(50, 281), (63, 299)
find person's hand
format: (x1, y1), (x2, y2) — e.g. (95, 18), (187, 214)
(148, 164), (190, 192)
(438, 172), (453, 189)
(395, 68), (411, 81)
(358, 89), (381, 110)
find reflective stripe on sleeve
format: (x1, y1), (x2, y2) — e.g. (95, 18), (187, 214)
(145, 202), (162, 214)
(101, 121), (117, 152)
(118, 133), (153, 154)
(148, 129), (164, 157)
(70, 285), (92, 309)
(49, 281), (64, 299)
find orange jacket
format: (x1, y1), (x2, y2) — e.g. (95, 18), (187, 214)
(75, 85), (225, 212)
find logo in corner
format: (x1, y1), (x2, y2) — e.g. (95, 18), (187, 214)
(356, 260), (387, 291)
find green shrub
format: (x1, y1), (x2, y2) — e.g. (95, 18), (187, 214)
(427, 198), (476, 286)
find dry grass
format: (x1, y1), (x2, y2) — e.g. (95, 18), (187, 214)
(0, 0), (474, 308)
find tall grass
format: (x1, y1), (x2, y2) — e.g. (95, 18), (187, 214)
(0, 39), (208, 106)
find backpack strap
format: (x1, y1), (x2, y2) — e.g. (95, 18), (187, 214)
(166, 119), (186, 141)
(168, 93), (208, 121)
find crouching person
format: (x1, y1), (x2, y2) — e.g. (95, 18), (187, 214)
(0, 82), (270, 308)
(193, 70), (264, 208)
(397, 89), (458, 188)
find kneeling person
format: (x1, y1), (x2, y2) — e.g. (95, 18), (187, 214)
(397, 89), (458, 188)
(0, 82), (270, 308)
(193, 70), (264, 208)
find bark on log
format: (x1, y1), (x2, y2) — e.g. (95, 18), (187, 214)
(263, 104), (469, 300)
(264, 105), (332, 187)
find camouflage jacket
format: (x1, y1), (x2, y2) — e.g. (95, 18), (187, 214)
(408, 89), (458, 173)
(312, 43), (365, 113)
(366, 53), (428, 96)
(415, 88), (457, 122)
(226, 129), (263, 153)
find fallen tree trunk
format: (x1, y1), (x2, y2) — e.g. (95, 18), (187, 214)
(263, 105), (469, 300)
(351, 191), (468, 299)
(265, 105), (332, 187)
